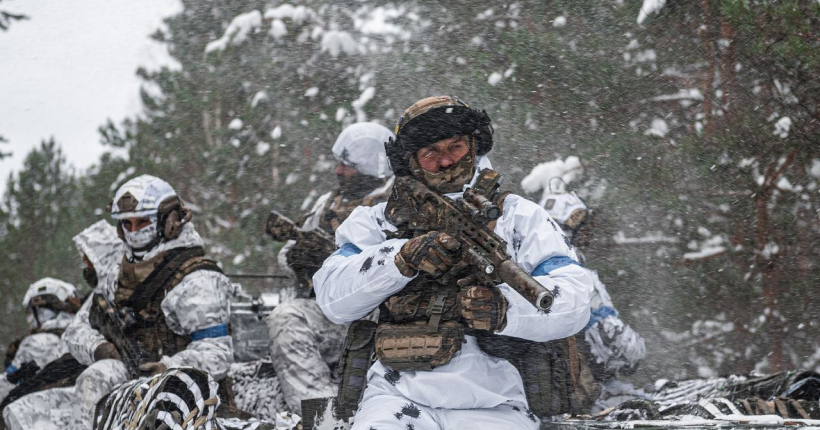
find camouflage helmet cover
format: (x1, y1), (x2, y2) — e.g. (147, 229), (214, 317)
(23, 277), (79, 312)
(386, 96), (493, 176)
(109, 174), (177, 219)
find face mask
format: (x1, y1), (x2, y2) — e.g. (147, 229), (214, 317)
(337, 173), (386, 200)
(83, 267), (98, 288)
(410, 142), (477, 194)
(27, 307), (57, 329)
(122, 217), (158, 254)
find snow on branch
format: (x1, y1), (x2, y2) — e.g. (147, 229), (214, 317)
(637, 0), (666, 24)
(205, 10), (263, 53)
(612, 231), (678, 245)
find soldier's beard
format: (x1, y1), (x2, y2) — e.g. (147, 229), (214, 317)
(410, 144), (477, 194)
(337, 173), (386, 200)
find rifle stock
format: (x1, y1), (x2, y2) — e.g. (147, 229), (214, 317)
(394, 175), (554, 312)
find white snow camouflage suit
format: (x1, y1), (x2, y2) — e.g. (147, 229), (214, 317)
(269, 122), (394, 416)
(3, 221), (234, 430)
(313, 156), (595, 430)
(3, 221), (125, 429)
(538, 188), (647, 411)
(0, 278), (78, 405)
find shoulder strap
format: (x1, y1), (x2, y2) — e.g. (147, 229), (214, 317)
(125, 247), (207, 311)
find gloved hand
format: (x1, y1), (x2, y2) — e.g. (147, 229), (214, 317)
(139, 361), (168, 376)
(460, 285), (508, 332)
(93, 342), (123, 362)
(395, 231), (461, 278)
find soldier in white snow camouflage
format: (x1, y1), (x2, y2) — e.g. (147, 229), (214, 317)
(540, 187), (647, 412)
(313, 96), (595, 430)
(3, 221), (128, 429)
(268, 122), (395, 416)
(5, 176), (234, 430)
(0, 278), (81, 406)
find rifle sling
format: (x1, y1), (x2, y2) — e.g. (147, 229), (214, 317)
(124, 247), (206, 312)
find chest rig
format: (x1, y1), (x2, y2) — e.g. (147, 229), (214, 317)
(368, 169), (597, 416)
(114, 247), (222, 362)
(374, 170), (509, 371)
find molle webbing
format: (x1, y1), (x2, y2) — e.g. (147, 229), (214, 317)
(115, 247), (223, 361)
(119, 247), (217, 311)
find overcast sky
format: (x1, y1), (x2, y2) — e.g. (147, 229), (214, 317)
(0, 0), (182, 195)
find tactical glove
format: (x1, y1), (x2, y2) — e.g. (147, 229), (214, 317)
(460, 285), (508, 332)
(94, 342), (123, 362)
(395, 231), (461, 278)
(139, 361), (168, 376)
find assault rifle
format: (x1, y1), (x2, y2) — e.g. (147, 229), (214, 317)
(88, 293), (143, 378)
(392, 169), (555, 311)
(265, 210), (334, 248)
(265, 210), (337, 287)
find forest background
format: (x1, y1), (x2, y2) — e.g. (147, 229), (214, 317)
(1, 0), (818, 387)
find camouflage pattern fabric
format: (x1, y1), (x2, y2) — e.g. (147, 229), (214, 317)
(228, 359), (287, 421)
(0, 311), (74, 405)
(3, 359), (129, 430)
(6, 222), (233, 430)
(64, 220), (125, 366)
(94, 367), (277, 430)
(350, 394), (539, 430)
(267, 299), (347, 416)
(582, 269), (645, 380)
(9, 312), (73, 370)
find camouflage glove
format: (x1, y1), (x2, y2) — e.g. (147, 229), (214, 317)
(94, 342), (123, 362)
(460, 286), (508, 333)
(395, 231), (461, 278)
(139, 361), (168, 376)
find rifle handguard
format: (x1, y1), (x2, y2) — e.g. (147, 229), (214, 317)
(498, 260), (554, 311)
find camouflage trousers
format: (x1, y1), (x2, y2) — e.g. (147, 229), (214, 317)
(351, 394), (540, 430)
(267, 299), (347, 416)
(2, 359), (129, 430)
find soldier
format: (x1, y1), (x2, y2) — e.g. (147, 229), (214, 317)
(313, 96), (594, 429)
(2, 221), (124, 429)
(267, 122), (395, 416)
(4, 176), (234, 430)
(0, 278), (81, 405)
(540, 189), (646, 411)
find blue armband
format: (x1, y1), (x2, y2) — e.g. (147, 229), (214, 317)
(583, 306), (618, 332)
(531, 256), (582, 277)
(191, 323), (229, 341)
(333, 243), (362, 257)
(5, 365), (17, 375)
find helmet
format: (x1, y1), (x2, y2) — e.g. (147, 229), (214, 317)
(542, 189), (594, 249)
(108, 175), (192, 243)
(385, 96), (493, 177)
(23, 278), (81, 316)
(332, 122), (395, 179)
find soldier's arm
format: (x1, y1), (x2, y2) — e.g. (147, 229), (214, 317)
(313, 204), (415, 324)
(13, 333), (66, 370)
(492, 195), (594, 342)
(159, 270), (234, 380)
(583, 270), (646, 375)
(62, 294), (107, 365)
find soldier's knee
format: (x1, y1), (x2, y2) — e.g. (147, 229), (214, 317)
(76, 359), (129, 394)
